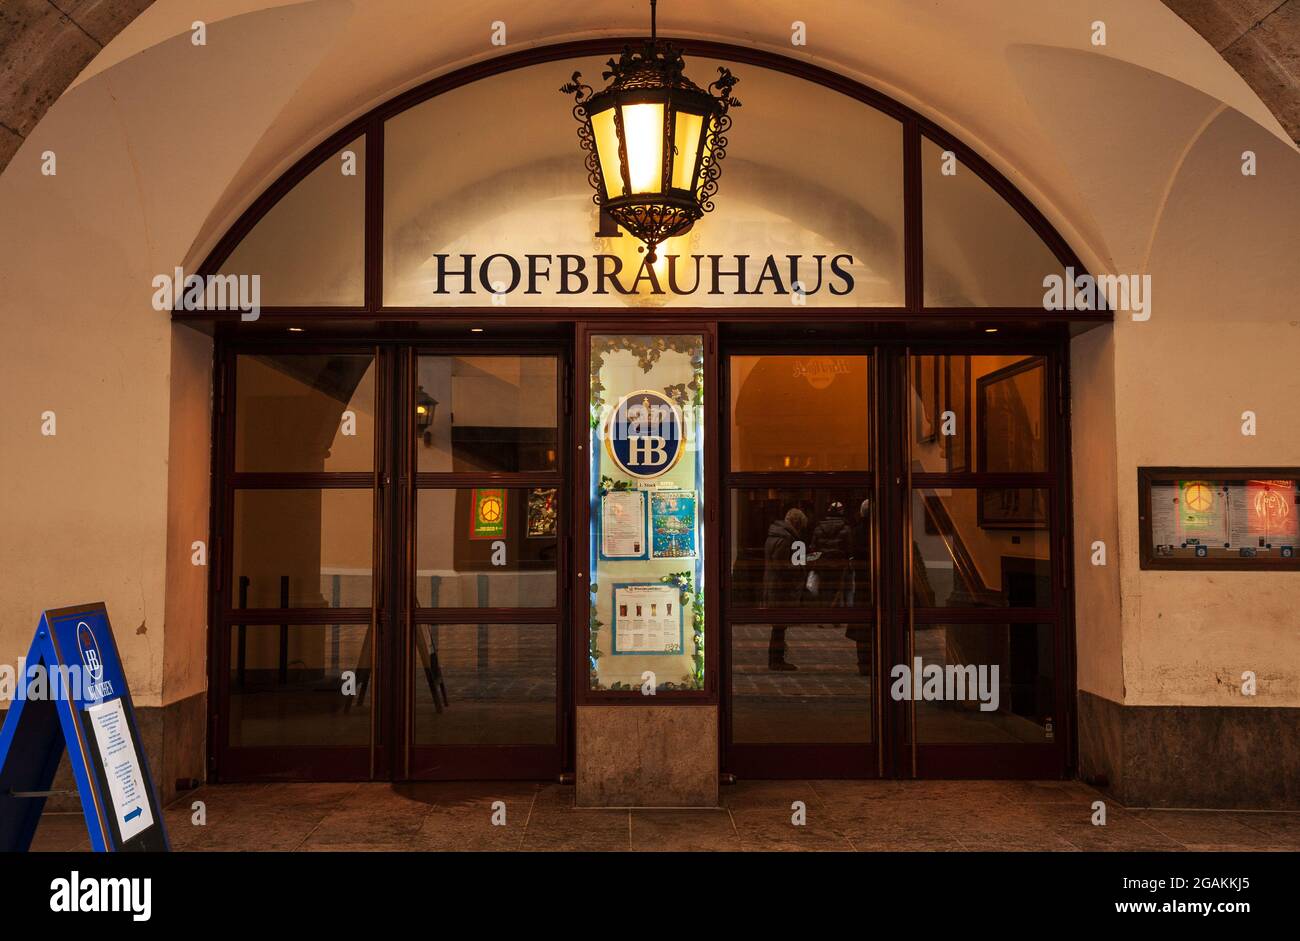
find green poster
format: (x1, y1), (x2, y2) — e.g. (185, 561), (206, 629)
(470, 488), (507, 540)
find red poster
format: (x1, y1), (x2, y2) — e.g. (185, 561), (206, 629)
(1245, 480), (1297, 537)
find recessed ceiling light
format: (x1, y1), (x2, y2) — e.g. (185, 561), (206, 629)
(288, 327), (305, 333)
(984, 327), (998, 333)
(470, 327), (484, 333)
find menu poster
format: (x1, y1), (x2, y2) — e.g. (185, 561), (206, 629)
(650, 490), (697, 559)
(1149, 481), (1179, 549)
(601, 490), (646, 559)
(1233, 479), (1298, 543)
(84, 698), (155, 843)
(1174, 480), (1228, 544)
(612, 583), (683, 655)
(1149, 478), (1299, 558)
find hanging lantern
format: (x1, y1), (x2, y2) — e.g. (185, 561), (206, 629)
(560, 0), (740, 262)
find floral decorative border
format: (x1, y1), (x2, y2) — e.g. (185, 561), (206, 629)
(588, 335), (705, 693)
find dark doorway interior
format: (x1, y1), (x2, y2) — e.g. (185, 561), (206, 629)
(720, 330), (1074, 780)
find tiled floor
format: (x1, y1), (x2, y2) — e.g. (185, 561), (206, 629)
(28, 779), (1300, 852)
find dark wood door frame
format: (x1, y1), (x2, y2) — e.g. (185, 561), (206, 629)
(402, 341), (571, 781)
(715, 332), (1077, 781)
(718, 339), (881, 779)
(207, 334), (573, 782)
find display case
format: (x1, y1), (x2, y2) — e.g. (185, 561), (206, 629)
(582, 330), (713, 696)
(1138, 467), (1300, 570)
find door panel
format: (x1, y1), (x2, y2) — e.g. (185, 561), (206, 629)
(722, 351), (880, 778)
(729, 622), (872, 744)
(215, 349), (381, 780)
(721, 343), (1071, 781)
(411, 623), (558, 746)
(213, 344), (568, 782)
(405, 351), (566, 780)
(228, 623), (373, 748)
(905, 350), (1068, 779)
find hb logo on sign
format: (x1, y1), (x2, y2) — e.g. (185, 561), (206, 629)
(77, 621), (104, 682)
(605, 390), (684, 479)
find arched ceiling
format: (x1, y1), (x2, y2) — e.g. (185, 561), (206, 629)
(0, 0), (1295, 281)
(2, 0), (1295, 175)
(2, 0), (1289, 175)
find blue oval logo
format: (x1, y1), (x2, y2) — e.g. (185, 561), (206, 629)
(605, 390), (684, 479)
(77, 621), (104, 682)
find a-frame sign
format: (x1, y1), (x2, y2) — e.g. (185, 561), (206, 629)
(0, 603), (169, 851)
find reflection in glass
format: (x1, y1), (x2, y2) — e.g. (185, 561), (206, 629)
(232, 489), (373, 608)
(730, 624), (871, 743)
(415, 356), (558, 473)
(412, 624), (556, 745)
(415, 489), (558, 608)
(228, 624), (371, 746)
(730, 489), (873, 608)
(977, 357), (1046, 473)
(730, 355), (869, 471)
(911, 489), (1050, 608)
(911, 623), (1055, 743)
(235, 354), (376, 473)
(909, 354), (1045, 475)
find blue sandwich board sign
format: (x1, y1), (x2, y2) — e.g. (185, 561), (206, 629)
(0, 603), (169, 851)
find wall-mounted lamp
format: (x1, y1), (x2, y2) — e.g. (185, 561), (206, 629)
(415, 385), (438, 447)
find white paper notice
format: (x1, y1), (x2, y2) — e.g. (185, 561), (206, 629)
(602, 490), (646, 558)
(85, 698), (154, 842)
(614, 584), (682, 654)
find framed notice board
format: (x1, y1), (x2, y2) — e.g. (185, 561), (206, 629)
(1139, 467), (1300, 570)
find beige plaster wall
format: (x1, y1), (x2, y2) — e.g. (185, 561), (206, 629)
(1111, 108), (1300, 708)
(1070, 325), (1125, 703)
(0, 1), (351, 707)
(163, 324), (213, 705)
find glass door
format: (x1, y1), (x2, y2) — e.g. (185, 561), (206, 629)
(722, 351), (879, 777)
(404, 349), (567, 779)
(902, 349), (1069, 777)
(216, 348), (382, 779)
(719, 342), (1072, 780)
(212, 342), (570, 782)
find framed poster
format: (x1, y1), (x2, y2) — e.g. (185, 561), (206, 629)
(1172, 480), (1229, 543)
(977, 357), (1048, 529)
(600, 489), (647, 560)
(611, 583), (684, 655)
(650, 490), (697, 559)
(1241, 479), (1298, 541)
(527, 487), (557, 538)
(469, 488), (507, 539)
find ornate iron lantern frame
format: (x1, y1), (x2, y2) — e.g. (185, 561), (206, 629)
(561, 1), (740, 262)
